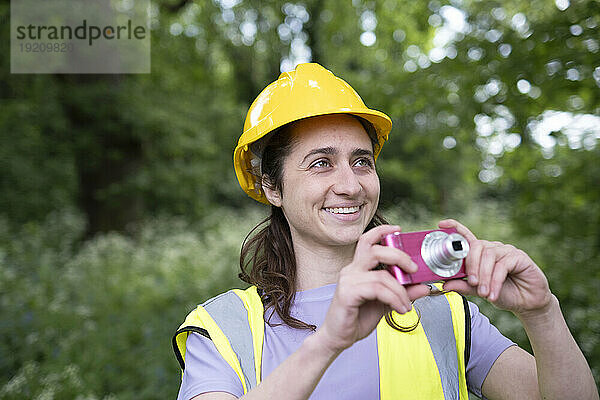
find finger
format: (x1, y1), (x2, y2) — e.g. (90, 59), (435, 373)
(351, 225), (401, 269)
(442, 279), (478, 296)
(359, 224), (402, 248)
(477, 245), (497, 297)
(438, 219), (478, 242)
(405, 284), (431, 302)
(348, 245), (414, 273)
(488, 245), (521, 301)
(342, 269), (412, 312)
(369, 267), (427, 306)
(488, 251), (519, 301)
(354, 279), (410, 314)
(371, 270), (414, 312)
(465, 240), (484, 285)
(376, 267), (430, 304)
(394, 285), (412, 314)
(491, 242), (514, 257)
(369, 245), (417, 273)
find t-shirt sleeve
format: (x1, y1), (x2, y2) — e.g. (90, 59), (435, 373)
(176, 332), (244, 400)
(466, 301), (516, 399)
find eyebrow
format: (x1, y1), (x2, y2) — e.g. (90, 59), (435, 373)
(300, 147), (374, 164)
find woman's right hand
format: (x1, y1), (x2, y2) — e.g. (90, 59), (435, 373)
(315, 225), (431, 353)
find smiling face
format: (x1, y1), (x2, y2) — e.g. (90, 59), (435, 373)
(263, 114), (380, 250)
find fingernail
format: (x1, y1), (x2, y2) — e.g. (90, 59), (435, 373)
(468, 275), (478, 285)
(411, 261), (418, 271)
(399, 306), (408, 314)
(479, 285), (488, 296)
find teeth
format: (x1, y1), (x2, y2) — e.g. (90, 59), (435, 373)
(325, 206), (360, 214)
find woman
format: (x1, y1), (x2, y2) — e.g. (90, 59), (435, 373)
(173, 63), (598, 400)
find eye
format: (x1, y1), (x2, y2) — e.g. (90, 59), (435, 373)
(353, 157), (374, 168)
(310, 159), (332, 169)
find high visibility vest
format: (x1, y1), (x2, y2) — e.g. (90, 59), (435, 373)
(173, 286), (471, 400)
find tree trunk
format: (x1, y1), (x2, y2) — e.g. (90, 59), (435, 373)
(59, 74), (144, 238)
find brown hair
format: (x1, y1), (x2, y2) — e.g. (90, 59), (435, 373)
(239, 115), (418, 332)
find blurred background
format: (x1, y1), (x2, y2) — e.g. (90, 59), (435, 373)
(1, 0), (598, 398)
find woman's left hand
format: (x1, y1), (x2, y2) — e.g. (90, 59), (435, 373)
(439, 219), (553, 315)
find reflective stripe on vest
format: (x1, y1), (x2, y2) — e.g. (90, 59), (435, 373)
(204, 291), (257, 390)
(173, 286), (468, 399)
(173, 286), (263, 393)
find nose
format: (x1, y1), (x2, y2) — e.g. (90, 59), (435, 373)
(332, 164), (362, 197)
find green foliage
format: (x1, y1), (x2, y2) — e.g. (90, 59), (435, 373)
(0, 208), (265, 399)
(497, 141), (600, 376)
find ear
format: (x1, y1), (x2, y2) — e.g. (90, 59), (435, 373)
(261, 175), (282, 207)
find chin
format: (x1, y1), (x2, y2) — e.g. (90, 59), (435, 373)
(327, 227), (365, 246)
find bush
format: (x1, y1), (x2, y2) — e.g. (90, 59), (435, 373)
(0, 208), (264, 399)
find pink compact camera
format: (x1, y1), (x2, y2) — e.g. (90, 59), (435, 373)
(381, 228), (469, 285)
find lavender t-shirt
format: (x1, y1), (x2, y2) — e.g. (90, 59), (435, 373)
(177, 284), (514, 400)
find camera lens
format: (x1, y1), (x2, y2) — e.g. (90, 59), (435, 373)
(421, 231), (470, 277)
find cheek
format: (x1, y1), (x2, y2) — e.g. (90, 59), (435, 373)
(283, 172), (327, 199)
(364, 174), (380, 198)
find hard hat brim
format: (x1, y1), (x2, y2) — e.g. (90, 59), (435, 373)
(234, 108), (392, 205)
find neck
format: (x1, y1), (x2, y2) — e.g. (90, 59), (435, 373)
(291, 237), (356, 291)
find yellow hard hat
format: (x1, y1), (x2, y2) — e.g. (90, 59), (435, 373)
(234, 62), (392, 204)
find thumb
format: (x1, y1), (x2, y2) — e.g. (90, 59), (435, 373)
(405, 284), (431, 302)
(442, 279), (478, 296)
